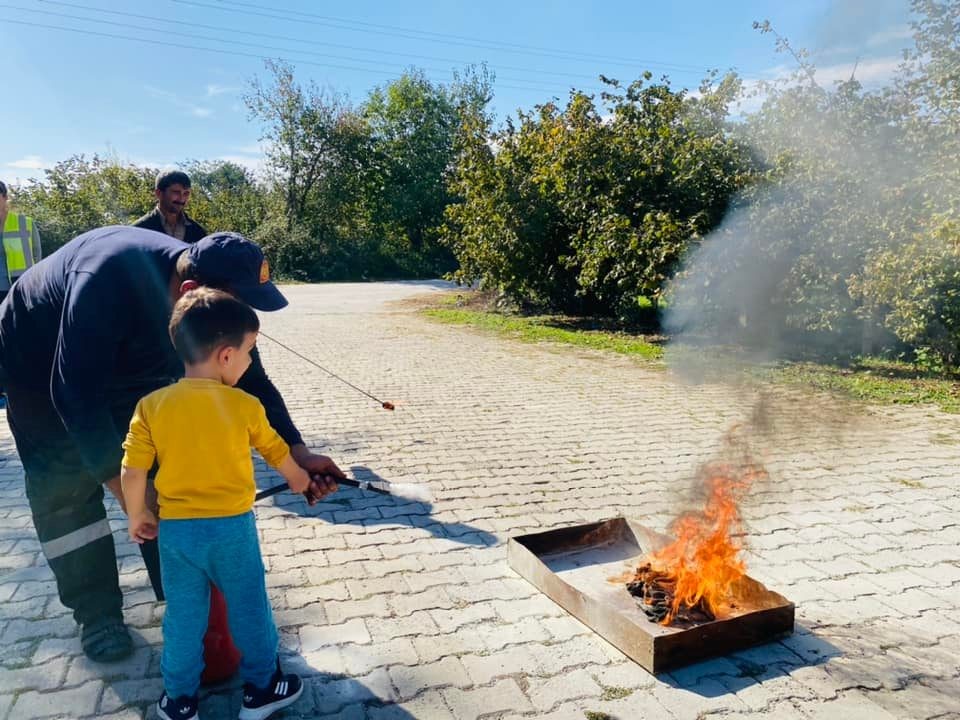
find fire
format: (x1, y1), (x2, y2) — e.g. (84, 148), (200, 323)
(629, 441), (767, 625)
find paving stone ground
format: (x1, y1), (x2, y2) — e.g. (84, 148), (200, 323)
(1, 280), (958, 720)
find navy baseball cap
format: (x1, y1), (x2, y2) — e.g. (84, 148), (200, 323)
(187, 232), (288, 311)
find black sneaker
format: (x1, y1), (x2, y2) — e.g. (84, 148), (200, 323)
(238, 663), (303, 720)
(157, 691), (198, 720)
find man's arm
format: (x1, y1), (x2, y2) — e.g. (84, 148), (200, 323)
(50, 271), (130, 481)
(236, 346), (303, 446)
(237, 346), (344, 496)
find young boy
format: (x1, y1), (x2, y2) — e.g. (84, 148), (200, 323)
(122, 287), (311, 720)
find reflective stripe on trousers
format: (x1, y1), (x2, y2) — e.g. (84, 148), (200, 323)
(4, 382), (125, 626)
(41, 518), (112, 560)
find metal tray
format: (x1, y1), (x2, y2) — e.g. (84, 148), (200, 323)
(508, 517), (795, 673)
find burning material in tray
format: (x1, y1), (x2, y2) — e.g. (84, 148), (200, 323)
(626, 430), (767, 626)
(627, 563), (715, 623)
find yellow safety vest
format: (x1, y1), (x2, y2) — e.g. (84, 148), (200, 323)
(1, 212), (40, 289)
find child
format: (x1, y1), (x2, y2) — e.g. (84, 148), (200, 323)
(122, 287), (311, 720)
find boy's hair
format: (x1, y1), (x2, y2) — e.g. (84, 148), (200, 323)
(169, 287), (260, 365)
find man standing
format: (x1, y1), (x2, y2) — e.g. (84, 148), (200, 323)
(0, 226), (341, 662)
(133, 170), (208, 243)
(0, 180), (42, 303)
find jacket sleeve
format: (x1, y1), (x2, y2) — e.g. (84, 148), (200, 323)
(121, 399), (157, 470)
(50, 270), (132, 481)
(235, 346), (304, 448)
(247, 397), (291, 468)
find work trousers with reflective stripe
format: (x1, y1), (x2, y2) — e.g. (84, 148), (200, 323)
(5, 383), (124, 626)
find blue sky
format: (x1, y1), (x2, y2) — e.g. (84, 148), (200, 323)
(2, 0), (915, 184)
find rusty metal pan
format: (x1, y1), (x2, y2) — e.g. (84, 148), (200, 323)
(508, 517), (794, 673)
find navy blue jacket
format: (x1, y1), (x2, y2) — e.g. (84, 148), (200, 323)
(0, 226), (303, 481)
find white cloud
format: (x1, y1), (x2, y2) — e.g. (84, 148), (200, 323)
(217, 153), (267, 178)
(206, 83), (240, 97)
(867, 25), (913, 47)
(726, 54), (903, 119)
(7, 155), (50, 170)
(814, 56), (903, 86)
(145, 85), (214, 119)
(237, 142), (266, 155)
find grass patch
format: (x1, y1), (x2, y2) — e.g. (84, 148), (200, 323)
(599, 685), (634, 701)
(768, 358), (960, 413)
(896, 478), (926, 489)
(422, 308), (663, 361)
(420, 294), (960, 412)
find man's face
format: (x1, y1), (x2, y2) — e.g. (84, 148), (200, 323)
(156, 183), (191, 216)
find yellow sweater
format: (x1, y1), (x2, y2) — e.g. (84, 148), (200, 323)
(121, 378), (291, 519)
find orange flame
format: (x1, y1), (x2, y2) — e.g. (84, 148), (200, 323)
(645, 457), (765, 624)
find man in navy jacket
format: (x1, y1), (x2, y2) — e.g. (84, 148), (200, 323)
(0, 226), (341, 662)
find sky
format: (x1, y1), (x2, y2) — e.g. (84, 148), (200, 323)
(2, 0), (916, 184)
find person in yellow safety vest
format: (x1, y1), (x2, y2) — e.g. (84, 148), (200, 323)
(0, 179), (42, 303)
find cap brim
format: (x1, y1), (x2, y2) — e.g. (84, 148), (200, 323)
(234, 281), (288, 311)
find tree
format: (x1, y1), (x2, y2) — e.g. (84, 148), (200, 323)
(442, 71), (754, 316)
(181, 159), (266, 238)
(14, 155), (155, 253)
(358, 66), (493, 277)
(244, 59), (364, 230)
(671, 1), (960, 365)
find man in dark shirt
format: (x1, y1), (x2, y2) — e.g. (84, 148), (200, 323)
(0, 226), (341, 662)
(133, 170), (208, 243)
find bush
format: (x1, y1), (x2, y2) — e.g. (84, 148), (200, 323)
(854, 218), (960, 366)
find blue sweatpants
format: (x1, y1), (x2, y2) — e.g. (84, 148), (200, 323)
(159, 511), (278, 697)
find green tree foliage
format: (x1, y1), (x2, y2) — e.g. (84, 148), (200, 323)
(442, 73), (755, 316)
(14, 155), (155, 252)
(358, 69), (487, 277)
(853, 0), (960, 364)
(666, 1), (959, 366)
(182, 160), (266, 238)
(245, 59), (365, 232)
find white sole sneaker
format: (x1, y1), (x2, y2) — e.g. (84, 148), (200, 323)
(237, 683), (303, 720)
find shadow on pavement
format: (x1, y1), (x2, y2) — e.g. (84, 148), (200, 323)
(660, 623), (843, 696)
(95, 634), (417, 718)
(262, 465), (499, 548)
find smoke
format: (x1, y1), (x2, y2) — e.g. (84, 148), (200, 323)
(663, 5), (957, 381)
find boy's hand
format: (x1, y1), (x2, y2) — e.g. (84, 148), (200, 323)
(287, 467), (311, 494)
(129, 510), (158, 544)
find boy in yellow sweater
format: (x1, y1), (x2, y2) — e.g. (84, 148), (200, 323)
(122, 287), (310, 720)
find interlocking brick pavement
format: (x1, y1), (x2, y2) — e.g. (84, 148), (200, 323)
(1, 280), (959, 719)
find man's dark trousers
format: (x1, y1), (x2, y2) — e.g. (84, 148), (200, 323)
(5, 383), (125, 626)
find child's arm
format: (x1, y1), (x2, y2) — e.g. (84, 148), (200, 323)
(121, 399), (158, 543)
(248, 398), (311, 494)
(275, 453), (311, 494)
(121, 465), (157, 543)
